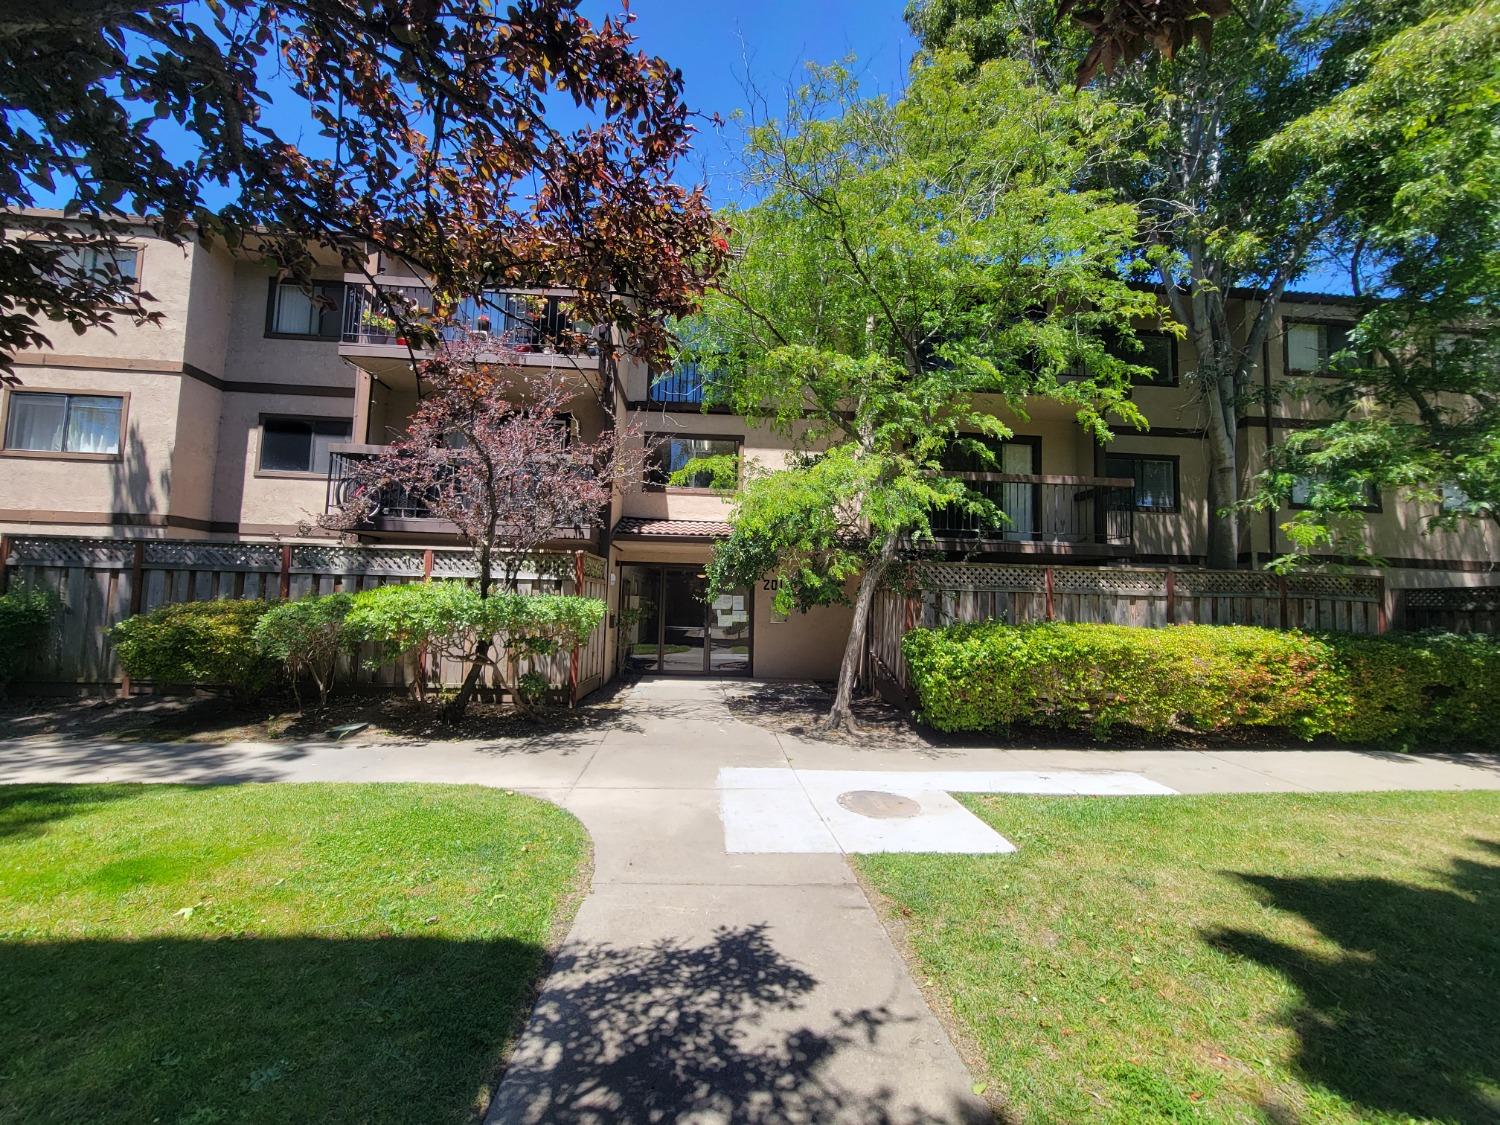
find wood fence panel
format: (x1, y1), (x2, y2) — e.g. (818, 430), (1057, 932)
(1398, 586), (1500, 633)
(2, 535), (611, 696)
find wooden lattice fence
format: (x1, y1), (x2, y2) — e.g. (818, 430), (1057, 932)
(1397, 585), (1500, 633)
(0, 535), (610, 699)
(865, 562), (1386, 703)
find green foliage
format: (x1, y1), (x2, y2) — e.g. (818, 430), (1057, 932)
(666, 453), (740, 491)
(1249, 0), (1500, 560)
(903, 622), (1500, 748)
(111, 599), (278, 697)
(344, 581), (604, 691)
(696, 56), (1157, 629)
(0, 586), (59, 690)
(252, 594), (355, 708)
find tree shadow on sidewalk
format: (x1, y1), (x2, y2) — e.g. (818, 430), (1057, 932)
(1206, 839), (1500, 1124)
(493, 922), (994, 1124)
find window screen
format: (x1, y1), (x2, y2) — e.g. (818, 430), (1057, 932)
(4, 392), (122, 454)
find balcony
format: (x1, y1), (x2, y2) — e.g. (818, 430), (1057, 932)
(648, 361), (713, 405)
(925, 473), (1136, 556)
(339, 285), (601, 372)
(325, 445), (598, 544)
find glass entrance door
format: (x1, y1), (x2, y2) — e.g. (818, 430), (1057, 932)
(618, 565), (752, 676)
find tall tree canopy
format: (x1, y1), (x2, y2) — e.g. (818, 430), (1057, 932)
(908, 0), (1494, 569)
(692, 56), (1159, 730)
(0, 0), (723, 372)
(1249, 1), (1500, 562)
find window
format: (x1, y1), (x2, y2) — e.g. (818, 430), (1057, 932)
(646, 434), (740, 489)
(48, 243), (139, 287)
(1442, 483), (1470, 512)
(3, 391), (123, 455)
(649, 361), (715, 404)
(1104, 453), (1178, 512)
(1135, 334), (1177, 386)
(1289, 472), (1379, 511)
(267, 280), (344, 339)
(259, 417), (351, 474)
(1286, 322), (1351, 375)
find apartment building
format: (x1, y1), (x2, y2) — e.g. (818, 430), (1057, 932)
(2, 219), (1495, 682)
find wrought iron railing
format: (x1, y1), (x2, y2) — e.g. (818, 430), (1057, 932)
(341, 284), (598, 354)
(325, 447), (595, 539)
(928, 473), (1136, 547)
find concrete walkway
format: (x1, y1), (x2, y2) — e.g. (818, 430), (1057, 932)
(3, 679), (1499, 1123)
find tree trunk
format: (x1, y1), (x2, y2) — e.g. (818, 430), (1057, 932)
(1204, 390), (1240, 570)
(445, 637), (490, 722)
(824, 534), (898, 734)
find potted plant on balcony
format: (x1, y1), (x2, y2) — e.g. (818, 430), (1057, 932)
(360, 309), (398, 342)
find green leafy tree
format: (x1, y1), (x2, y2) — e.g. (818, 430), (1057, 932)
(908, 0), (1440, 568)
(1248, 1), (1500, 563)
(694, 56), (1158, 731)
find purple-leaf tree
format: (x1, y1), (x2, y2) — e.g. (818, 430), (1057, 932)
(327, 339), (645, 715)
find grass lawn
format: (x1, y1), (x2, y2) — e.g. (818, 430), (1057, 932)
(0, 783), (589, 1125)
(856, 791), (1500, 1125)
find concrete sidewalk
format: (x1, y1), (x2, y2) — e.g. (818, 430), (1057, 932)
(3, 678), (1498, 1123)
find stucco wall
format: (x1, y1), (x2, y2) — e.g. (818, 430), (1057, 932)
(0, 366), (185, 535)
(212, 391), (356, 536)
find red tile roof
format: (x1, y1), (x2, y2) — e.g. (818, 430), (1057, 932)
(612, 517), (733, 539)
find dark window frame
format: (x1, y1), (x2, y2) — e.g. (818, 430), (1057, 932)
(1103, 451), (1181, 513)
(941, 433), (1042, 474)
(264, 278), (347, 341)
(644, 431), (743, 492)
(1132, 332), (1179, 387)
(256, 414), (353, 476)
(1283, 319), (1356, 378)
(0, 388), (129, 461)
(1287, 472), (1382, 514)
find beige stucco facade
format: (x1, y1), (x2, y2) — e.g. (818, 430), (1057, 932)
(2, 223), (1495, 684)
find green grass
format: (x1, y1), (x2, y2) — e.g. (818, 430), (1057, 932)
(0, 783), (589, 1124)
(856, 792), (1500, 1124)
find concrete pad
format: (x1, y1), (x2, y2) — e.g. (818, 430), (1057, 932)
(581, 723), (784, 788)
(486, 882), (992, 1125)
(719, 768), (1171, 855)
(563, 787), (852, 886)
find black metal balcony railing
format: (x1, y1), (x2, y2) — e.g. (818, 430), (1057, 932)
(341, 284), (598, 355)
(929, 473), (1136, 548)
(325, 448), (595, 540)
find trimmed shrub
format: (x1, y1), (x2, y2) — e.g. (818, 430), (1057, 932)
(252, 593), (355, 709)
(0, 586), (59, 691)
(1325, 631), (1500, 749)
(902, 622), (1500, 749)
(345, 581), (605, 710)
(111, 598), (279, 697)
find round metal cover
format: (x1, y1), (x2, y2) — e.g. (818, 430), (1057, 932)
(836, 790), (922, 819)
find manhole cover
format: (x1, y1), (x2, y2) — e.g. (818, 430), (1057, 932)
(836, 790), (922, 819)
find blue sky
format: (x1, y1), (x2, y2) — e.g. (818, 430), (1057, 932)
(598, 0), (918, 202)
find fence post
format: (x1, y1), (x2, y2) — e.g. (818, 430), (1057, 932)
(422, 548), (434, 581)
(117, 540), (148, 700)
(1165, 570), (1175, 625)
(278, 545), (292, 600)
(1044, 566), (1054, 622)
(0, 534), (9, 595)
(569, 551), (585, 707)
(1376, 575), (1388, 635)
(1278, 575), (1289, 629)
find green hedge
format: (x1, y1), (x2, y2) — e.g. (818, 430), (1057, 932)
(0, 586), (59, 690)
(111, 598), (279, 696)
(902, 622), (1500, 749)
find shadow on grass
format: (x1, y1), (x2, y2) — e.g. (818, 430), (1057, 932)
(492, 922), (993, 1124)
(0, 933), (547, 1125)
(1206, 839), (1500, 1124)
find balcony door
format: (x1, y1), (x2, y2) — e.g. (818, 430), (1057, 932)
(619, 564), (752, 676)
